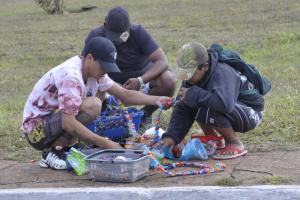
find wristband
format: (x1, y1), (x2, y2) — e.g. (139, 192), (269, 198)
(137, 77), (145, 88)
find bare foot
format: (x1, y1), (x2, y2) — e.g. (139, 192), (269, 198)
(217, 138), (226, 149)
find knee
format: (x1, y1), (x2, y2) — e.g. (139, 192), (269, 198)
(196, 108), (218, 126)
(159, 70), (177, 96)
(80, 97), (102, 119)
(196, 108), (232, 130)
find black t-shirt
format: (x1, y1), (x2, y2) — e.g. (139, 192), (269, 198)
(83, 24), (159, 72)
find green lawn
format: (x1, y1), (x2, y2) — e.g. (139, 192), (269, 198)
(0, 0), (299, 160)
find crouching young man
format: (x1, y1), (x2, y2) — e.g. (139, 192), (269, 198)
(22, 37), (172, 169)
(155, 42), (264, 160)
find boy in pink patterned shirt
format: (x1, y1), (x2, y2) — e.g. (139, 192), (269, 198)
(22, 37), (172, 169)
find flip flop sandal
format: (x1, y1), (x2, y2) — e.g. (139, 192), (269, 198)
(216, 141), (226, 150)
(213, 145), (248, 160)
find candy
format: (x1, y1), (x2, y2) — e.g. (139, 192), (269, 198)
(146, 148), (226, 177)
(160, 162), (226, 177)
(119, 103), (138, 137)
(114, 156), (127, 161)
(102, 96), (226, 178)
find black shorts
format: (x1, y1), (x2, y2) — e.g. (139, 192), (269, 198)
(195, 102), (263, 132)
(108, 64), (151, 85)
(25, 112), (65, 151)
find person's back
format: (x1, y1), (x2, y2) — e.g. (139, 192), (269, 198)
(84, 24), (155, 73)
(187, 49), (264, 113)
(22, 56), (85, 134)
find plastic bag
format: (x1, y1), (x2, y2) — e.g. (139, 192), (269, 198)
(162, 146), (174, 160)
(191, 135), (222, 156)
(152, 142), (174, 160)
(179, 139), (208, 161)
(66, 148), (88, 176)
(149, 149), (164, 169)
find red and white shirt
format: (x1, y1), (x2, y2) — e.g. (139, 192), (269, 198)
(22, 56), (114, 134)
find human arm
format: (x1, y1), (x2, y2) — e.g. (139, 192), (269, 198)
(141, 48), (168, 83)
(123, 25), (168, 90)
(61, 113), (122, 149)
(182, 68), (241, 113)
(108, 82), (172, 107)
(155, 101), (198, 150)
(123, 48), (168, 90)
(58, 77), (121, 149)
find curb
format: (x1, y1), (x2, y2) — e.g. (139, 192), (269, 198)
(1, 185), (300, 200)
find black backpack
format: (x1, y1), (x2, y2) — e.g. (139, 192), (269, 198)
(210, 44), (271, 95)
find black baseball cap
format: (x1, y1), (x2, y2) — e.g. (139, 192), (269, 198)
(104, 6), (130, 43)
(83, 37), (120, 73)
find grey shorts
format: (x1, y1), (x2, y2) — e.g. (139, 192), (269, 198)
(195, 102), (263, 132)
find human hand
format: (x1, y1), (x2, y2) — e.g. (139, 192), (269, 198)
(123, 78), (140, 90)
(152, 137), (175, 151)
(105, 140), (123, 149)
(156, 96), (173, 109)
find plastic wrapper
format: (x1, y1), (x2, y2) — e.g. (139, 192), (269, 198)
(179, 139), (208, 161)
(66, 148), (88, 176)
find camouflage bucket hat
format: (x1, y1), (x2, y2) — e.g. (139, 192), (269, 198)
(176, 42), (208, 80)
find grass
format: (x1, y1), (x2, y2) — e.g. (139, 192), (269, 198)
(214, 177), (241, 186)
(261, 175), (294, 185)
(0, 0), (299, 160)
(238, 32), (300, 151)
